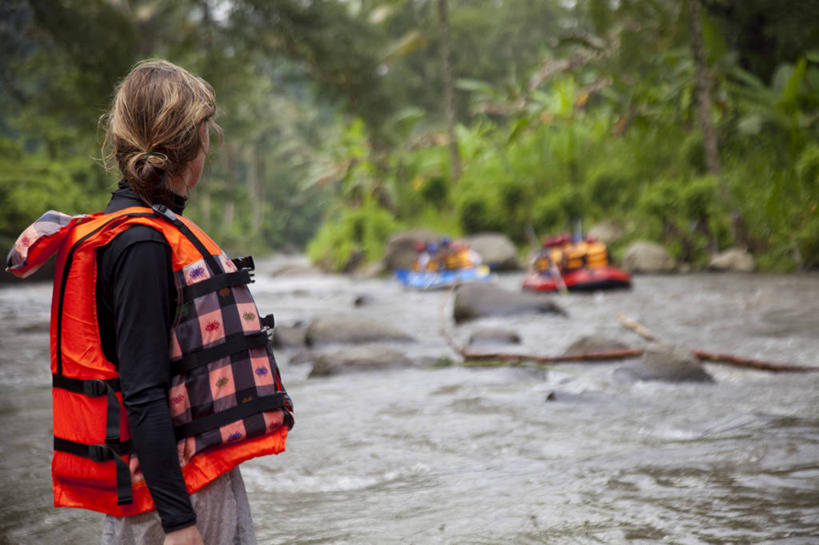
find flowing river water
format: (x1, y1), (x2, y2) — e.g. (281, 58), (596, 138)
(1, 258), (818, 544)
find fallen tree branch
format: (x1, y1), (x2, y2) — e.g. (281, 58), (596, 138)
(460, 348), (644, 364)
(691, 350), (818, 373)
(438, 291), (819, 373)
(616, 312), (661, 342)
(617, 313), (819, 373)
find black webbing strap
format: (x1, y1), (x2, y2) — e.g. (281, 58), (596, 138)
(181, 269), (253, 302)
(54, 437), (134, 505)
(170, 332), (270, 376)
(152, 204), (222, 273)
(174, 392), (288, 440)
(52, 375), (122, 444)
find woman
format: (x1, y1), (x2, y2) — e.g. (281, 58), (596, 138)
(7, 60), (293, 545)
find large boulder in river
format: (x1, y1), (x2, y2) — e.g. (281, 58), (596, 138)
(453, 283), (566, 323)
(272, 322), (308, 348)
(615, 343), (714, 383)
(463, 233), (522, 271)
(383, 230), (440, 271)
(270, 263), (323, 277)
(305, 316), (416, 345)
(708, 248), (754, 272)
(622, 241), (677, 274)
(467, 327), (522, 346)
(562, 335), (630, 356)
(308, 344), (417, 377)
(587, 221), (625, 244)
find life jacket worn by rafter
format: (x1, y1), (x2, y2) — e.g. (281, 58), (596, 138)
(6, 205), (294, 516)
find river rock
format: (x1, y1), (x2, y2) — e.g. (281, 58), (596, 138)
(272, 322), (308, 348)
(308, 344), (417, 377)
(289, 350), (315, 365)
(453, 283), (566, 323)
(622, 241), (677, 274)
(463, 233), (522, 271)
(615, 343), (714, 383)
(587, 221), (625, 244)
(562, 335), (630, 356)
(352, 260), (386, 279)
(305, 316), (416, 345)
(270, 263), (323, 277)
(383, 230), (440, 271)
(708, 248), (754, 272)
(467, 327), (522, 346)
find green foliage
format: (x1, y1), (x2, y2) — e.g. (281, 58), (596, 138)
(307, 201), (401, 271)
(531, 193), (566, 235)
(418, 176), (449, 206)
(457, 189), (503, 235)
(681, 133), (707, 174)
(4, 0), (819, 273)
(796, 144), (819, 190)
(0, 136), (109, 251)
(795, 215), (819, 270)
(682, 176), (719, 220)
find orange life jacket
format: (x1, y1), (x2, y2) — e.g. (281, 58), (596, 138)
(585, 240), (608, 268)
(8, 205), (293, 516)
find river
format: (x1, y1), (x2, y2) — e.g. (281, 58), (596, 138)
(1, 259), (818, 544)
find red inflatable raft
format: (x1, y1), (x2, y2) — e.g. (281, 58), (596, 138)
(522, 265), (632, 292)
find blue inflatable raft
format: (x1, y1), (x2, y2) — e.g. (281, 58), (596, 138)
(394, 265), (492, 290)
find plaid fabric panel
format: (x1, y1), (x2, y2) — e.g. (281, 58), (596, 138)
(218, 253), (238, 273)
(169, 250), (290, 455)
(169, 376), (191, 424)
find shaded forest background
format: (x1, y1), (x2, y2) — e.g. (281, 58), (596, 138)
(1, 0), (818, 271)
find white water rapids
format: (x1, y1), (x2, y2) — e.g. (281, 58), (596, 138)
(1, 259), (818, 544)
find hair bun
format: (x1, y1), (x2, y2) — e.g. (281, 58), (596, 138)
(143, 150), (169, 170)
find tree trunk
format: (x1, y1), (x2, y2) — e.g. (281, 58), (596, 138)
(437, 0), (461, 181)
(688, 0), (721, 177)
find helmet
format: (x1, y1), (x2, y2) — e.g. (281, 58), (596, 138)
(414, 241), (426, 252)
(440, 236), (451, 247)
(426, 242), (438, 253)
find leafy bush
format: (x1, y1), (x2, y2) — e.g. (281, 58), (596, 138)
(418, 175), (449, 206)
(531, 193), (565, 235)
(457, 191), (503, 234)
(681, 133), (707, 174)
(796, 144), (819, 190)
(795, 214), (819, 270)
(307, 202), (401, 271)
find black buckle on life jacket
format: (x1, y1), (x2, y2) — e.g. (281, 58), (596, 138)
(152, 203), (177, 221)
(261, 313), (275, 330)
(231, 255), (255, 271)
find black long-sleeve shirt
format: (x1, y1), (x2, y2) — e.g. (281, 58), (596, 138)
(96, 181), (196, 532)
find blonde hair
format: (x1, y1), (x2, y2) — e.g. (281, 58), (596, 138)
(102, 59), (221, 205)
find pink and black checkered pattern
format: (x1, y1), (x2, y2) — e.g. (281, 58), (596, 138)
(167, 253), (291, 455)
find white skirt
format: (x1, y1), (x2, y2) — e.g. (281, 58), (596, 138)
(100, 467), (257, 545)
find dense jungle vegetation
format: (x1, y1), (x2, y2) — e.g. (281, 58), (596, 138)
(2, 0), (818, 271)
